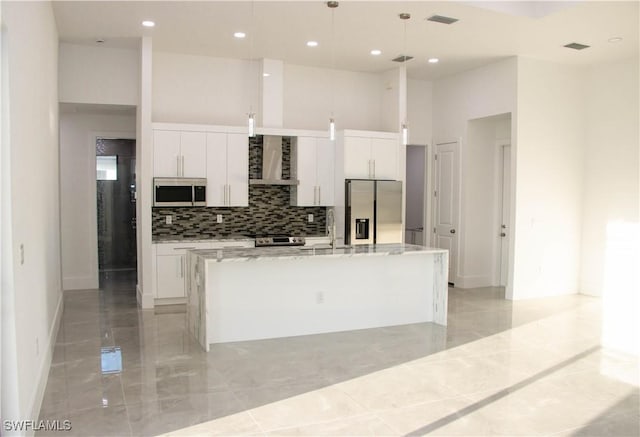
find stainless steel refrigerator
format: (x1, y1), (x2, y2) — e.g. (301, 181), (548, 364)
(345, 179), (403, 245)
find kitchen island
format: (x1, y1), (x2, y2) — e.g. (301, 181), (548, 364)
(186, 244), (448, 351)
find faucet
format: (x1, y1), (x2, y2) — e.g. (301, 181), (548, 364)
(326, 208), (336, 249)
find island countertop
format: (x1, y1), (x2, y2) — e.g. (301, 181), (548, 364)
(189, 243), (447, 262)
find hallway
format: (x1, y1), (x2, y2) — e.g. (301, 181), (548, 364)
(37, 277), (639, 436)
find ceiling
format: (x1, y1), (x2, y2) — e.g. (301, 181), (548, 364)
(52, 1), (639, 81)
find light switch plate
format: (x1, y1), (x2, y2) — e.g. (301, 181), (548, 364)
(165, 215), (172, 225)
(308, 214), (314, 223)
(217, 214), (223, 223)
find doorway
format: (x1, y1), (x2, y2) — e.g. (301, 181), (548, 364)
(96, 138), (137, 286)
(405, 145), (426, 245)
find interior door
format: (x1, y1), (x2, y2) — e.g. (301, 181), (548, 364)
(433, 141), (460, 284)
(499, 145), (511, 286)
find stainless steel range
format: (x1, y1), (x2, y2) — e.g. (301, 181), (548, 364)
(250, 234), (306, 247)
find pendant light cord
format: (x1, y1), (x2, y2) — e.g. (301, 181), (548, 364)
(249, 0), (255, 115)
(331, 5), (336, 119)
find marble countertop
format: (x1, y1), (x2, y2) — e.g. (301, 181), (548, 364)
(153, 235), (255, 244)
(190, 243), (447, 262)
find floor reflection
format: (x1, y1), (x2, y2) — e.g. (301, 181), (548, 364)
(37, 275), (639, 437)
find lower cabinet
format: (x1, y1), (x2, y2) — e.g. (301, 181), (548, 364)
(153, 241), (254, 302)
(156, 254), (187, 298)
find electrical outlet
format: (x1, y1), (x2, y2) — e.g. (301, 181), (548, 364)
(316, 291), (324, 304)
(165, 215), (173, 225)
(216, 214), (223, 223)
(308, 214), (314, 223)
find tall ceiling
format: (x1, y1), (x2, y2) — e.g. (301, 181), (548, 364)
(52, 1), (639, 80)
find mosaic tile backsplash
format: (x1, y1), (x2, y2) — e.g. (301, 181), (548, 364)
(152, 136), (327, 240)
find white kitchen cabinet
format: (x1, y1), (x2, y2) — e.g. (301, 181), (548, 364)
(156, 254), (187, 298)
(370, 138), (399, 180)
(153, 130), (207, 178)
(343, 135), (399, 180)
(292, 137), (334, 206)
(154, 240), (253, 301)
(206, 132), (248, 206)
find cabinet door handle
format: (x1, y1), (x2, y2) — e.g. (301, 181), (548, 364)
(181, 257), (184, 278)
(373, 160), (376, 178)
(176, 155), (181, 176)
(314, 186), (317, 205)
(318, 186), (321, 205)
(228, 185), (231, 205)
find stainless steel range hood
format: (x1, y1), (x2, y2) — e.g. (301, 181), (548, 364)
(249, 135), (299, 185)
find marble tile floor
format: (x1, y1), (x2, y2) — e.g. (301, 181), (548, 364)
(38, 273), (639, 436)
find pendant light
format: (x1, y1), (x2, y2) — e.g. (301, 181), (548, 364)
(328, 1), (339, 141)
(247, 1), (256, 138)
(399, 12), (410, 146)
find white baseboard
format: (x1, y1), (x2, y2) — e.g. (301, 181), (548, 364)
(28, 291), (64, 434)
(62, 275), (98, 290)
(455, 274), (494, 289)
(137, 284), (154, 309)
(154, 297), (186, 305)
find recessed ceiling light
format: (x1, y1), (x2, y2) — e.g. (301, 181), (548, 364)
(234, 32), (246, 39)
(306, 41), (319, 47)
(608, 37), (623, 43)
(428, 58), (439, 64)
(370, 49), (382, 56)
(263, 73), (271, 77)
(141, 20), (155, 28)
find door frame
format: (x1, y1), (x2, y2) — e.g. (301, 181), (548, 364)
(89, 130), (136, 287)
(431, 138), (462, 285)
(404, 143), (432, 246)
(493, 141), (512, 287)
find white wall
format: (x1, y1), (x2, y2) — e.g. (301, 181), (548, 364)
(407, 79), (432, 145)
(580, 57), (639, 297)
(513, 57), (585, 299)
(59, 43), (139, 106)
(580, 57), (639, 355)
(153, 51), (258, 125)
(433, 58), (517, 289)
(465, 114), (511, 288)
(284, 63), (385, 131)
(1, 0), (61, 426)
(59, 110), (136, 290)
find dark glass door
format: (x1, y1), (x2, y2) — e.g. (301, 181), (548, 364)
(96, 138), (137, 273)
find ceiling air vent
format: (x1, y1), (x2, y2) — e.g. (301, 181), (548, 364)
(427, 15), (459, 25)
(564, 42), (590, 50)
(392, 55), (414, 63)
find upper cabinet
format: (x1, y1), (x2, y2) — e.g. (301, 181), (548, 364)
(206, 132), (248, 207)
(153, 130), (207, 178)
(341, 131), (399, 180)
(291, 136), (334, 206)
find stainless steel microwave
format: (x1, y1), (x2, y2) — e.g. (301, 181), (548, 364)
(153, 177), (207, 207)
